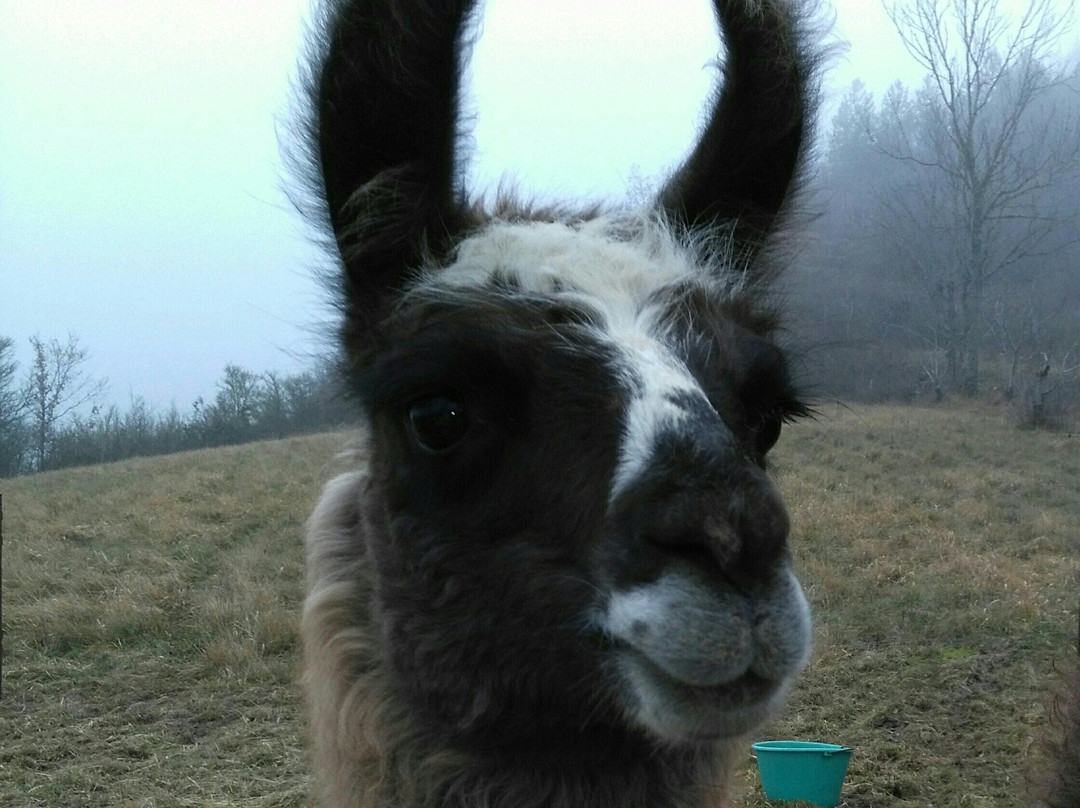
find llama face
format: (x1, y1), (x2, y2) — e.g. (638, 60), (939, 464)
(303, 0), (821, 761)
(351, 215), (811, 742)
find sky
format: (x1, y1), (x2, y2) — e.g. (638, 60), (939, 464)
(1, 0), (1075, 412)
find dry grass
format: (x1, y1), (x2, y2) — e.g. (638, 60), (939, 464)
(737, 404), (1079, 807)
(2, 434), (350, 807)
(1, 405), (1077, 807)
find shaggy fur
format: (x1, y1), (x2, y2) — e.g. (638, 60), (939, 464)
(299, 2), (823, 807)
(1031, 661), (1080, 808)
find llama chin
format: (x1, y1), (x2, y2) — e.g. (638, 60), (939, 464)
(298, 1), (824, 806)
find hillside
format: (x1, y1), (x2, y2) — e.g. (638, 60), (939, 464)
(1, 406), (1077, 807)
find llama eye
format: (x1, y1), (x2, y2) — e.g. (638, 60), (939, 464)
(754, 415), (783, 455)
(407, 397), (470, 453)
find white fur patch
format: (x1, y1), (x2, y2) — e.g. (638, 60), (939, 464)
(436, 216), (704, 304)
(606, 335), (707, 500)
(605, 571), (754, 687)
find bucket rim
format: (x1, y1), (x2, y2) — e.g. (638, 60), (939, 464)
(752, 740), (853, 756)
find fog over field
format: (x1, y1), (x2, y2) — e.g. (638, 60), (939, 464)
(1, 0), (1015, 408)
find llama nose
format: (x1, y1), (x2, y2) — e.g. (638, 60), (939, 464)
(636, 421), (791, 583)
(643, 465), (789, 582)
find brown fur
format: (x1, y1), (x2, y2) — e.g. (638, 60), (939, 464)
(303, 468), (484, 808)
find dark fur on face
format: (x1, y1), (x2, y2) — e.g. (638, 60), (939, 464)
(361, 310), (625, 734)
(298, 2), (827, 807)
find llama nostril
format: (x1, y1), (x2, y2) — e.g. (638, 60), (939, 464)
(647, 535), (733, 577)
(735, 484), (790, 576)
(643, 515), (740, 579)
(702, 517), (742, 571)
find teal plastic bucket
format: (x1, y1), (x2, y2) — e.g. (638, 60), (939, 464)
(752, 741), (853, 807)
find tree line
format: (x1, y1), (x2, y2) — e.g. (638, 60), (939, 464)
(787, 0), (1080, 427)
(0, 334), (351, 478)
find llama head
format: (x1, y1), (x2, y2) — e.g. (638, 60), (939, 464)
(304, 0), (819, 755)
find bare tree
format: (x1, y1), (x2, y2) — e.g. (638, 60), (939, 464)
(194, 363), (263, 445)
(22, 334), (107, 471)
(216, 364), (260, 425)
(0, 336), (28, 476)
(879, 0), (1080, 394)
(260, 370), (289, 440)
(282, 371), (326, 432)
(623, 164), (660, 209)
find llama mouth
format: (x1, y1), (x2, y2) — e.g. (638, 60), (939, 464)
(618, 647), (787, 741)
(600, 566), (810, 740)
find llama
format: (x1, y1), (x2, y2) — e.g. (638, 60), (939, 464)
(299, 1), (822, 806)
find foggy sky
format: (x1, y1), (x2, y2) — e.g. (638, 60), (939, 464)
(2, 0), (1075, 411)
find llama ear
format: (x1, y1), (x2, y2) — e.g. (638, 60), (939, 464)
(658, 0), (818, 262)
(308, 0), (478, 351)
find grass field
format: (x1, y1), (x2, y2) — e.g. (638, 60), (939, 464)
(2, 405), (1077, 807)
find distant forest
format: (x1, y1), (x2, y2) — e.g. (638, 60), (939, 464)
(3, 0), (1078, 477)
(787, 0), (1080, 428)
(0, 335), (352, 478)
